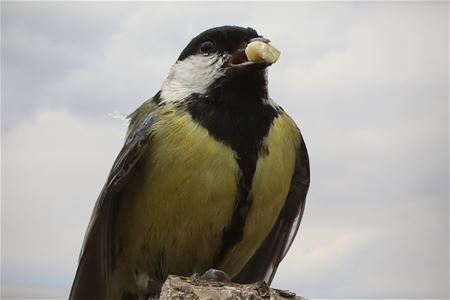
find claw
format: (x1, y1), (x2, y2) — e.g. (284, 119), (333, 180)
(199, 268), (231, 282)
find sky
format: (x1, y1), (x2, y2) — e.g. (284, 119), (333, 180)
(1, 1), (449, 299)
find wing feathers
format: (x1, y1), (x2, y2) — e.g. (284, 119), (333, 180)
(69, 107), (157, 300)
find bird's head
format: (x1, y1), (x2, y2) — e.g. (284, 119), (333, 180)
(160, 26), (280, 103)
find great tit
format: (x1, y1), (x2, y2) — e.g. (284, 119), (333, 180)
(69, 25), (310, 300)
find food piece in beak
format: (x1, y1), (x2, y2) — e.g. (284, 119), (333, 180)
(245, 41), (280, 65)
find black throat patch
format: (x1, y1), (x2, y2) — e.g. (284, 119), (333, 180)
(184, 71), (279, 266)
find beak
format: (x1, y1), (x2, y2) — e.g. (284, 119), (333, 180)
(229, 37), (280, 69)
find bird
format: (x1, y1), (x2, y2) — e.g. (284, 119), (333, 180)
(69, 25), (310, 300)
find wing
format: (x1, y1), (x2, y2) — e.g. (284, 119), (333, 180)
(69, 97), (159, 300)
(233, 131), (310, 285)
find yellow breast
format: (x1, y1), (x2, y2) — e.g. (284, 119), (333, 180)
(115, 105), (300, 286)
(116, 105), (239, 278)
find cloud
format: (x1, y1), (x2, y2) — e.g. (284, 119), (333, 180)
(1, 1), (448, 299)
(274, 198), (449, 297)
(2, 109), (127, 298)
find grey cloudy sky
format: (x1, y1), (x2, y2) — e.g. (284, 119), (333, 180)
(1, 1), (449, 299)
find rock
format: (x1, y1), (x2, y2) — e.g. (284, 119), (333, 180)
(159, 275), (307, 300)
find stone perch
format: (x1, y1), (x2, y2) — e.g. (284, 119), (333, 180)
(160, 275), (307, 300)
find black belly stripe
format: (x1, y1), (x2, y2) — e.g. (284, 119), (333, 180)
(184, 91), (279, 265)
(217, 175), (252, 264)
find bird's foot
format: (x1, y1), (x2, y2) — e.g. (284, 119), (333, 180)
(190, 272), (201, 280)
(198, 268), (231, 282)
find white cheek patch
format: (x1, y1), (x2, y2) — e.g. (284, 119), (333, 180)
(160, 54), (227, 103)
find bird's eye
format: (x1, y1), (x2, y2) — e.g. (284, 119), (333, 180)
(199, 40), (216, 54)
